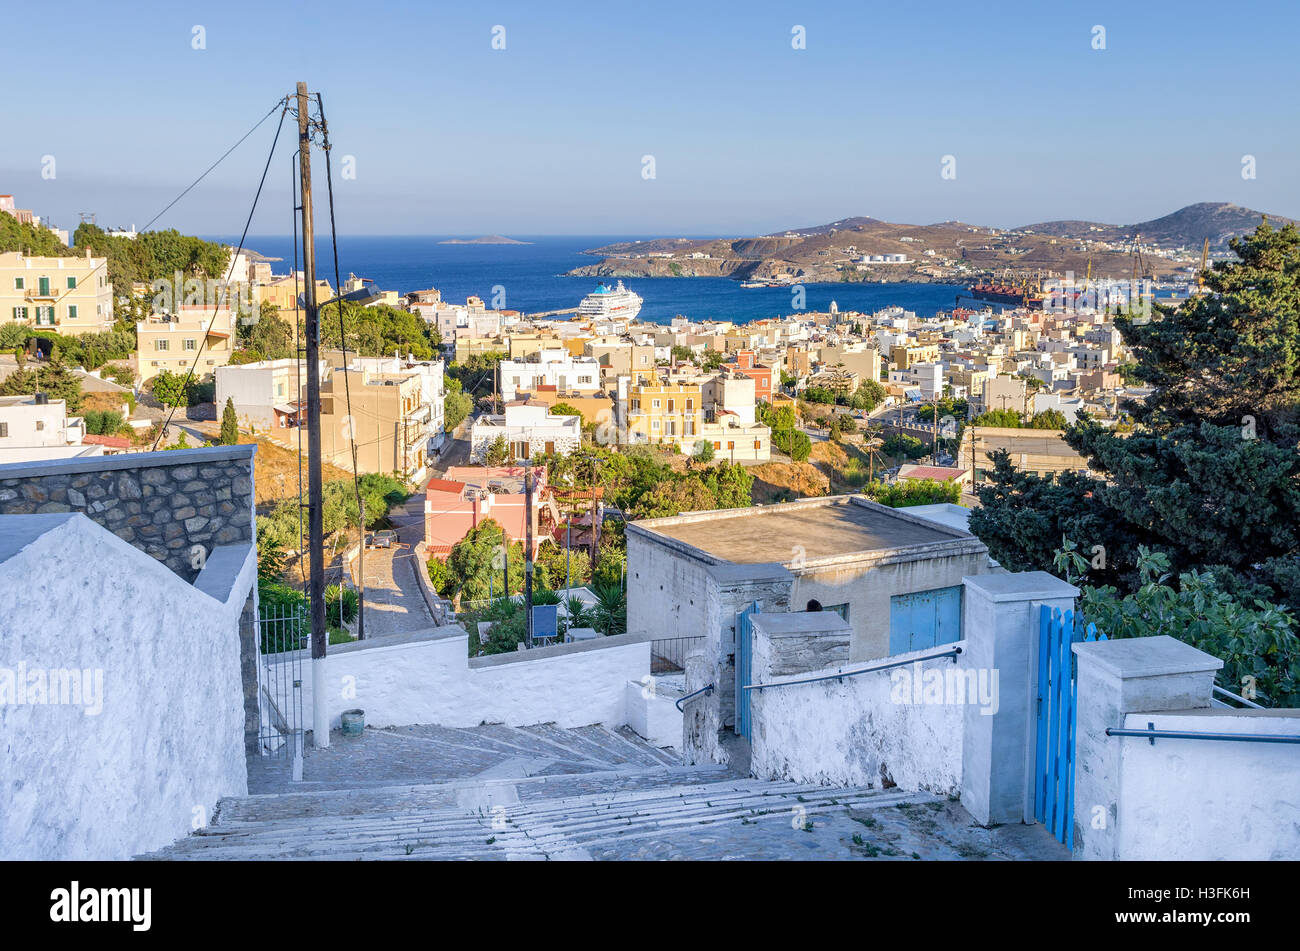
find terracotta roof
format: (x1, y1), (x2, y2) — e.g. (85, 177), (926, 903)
(82, 434), (131, 448)
(897, 465), (967, 482)
(426, 478), (468, 495)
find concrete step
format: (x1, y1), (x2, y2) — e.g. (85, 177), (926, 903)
(140, 770), (923, 861)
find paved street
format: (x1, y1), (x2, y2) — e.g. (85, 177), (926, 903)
(357, 491), (434, 636)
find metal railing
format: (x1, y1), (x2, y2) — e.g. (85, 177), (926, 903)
(651, 635), (705, 673)
(742, 646), (962, 694)
(1211, 685), (1265, 709)
(675, 683), (715, 712)
(1106, 722), (1300, 746)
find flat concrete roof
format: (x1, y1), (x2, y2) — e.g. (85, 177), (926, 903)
(634, 497), (965, 565)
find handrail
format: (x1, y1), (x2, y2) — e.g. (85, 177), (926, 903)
(1212, 685), (1264, 709)
(675, 683), (714, 712)
(742, 646), (962, 693)
(1106, 722), (1300, 746)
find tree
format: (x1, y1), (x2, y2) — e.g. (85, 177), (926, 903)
(972, 408), (1022, 427)
(483, 435), (510, 466)
(550, 402), (582, 417)
(881, 432), (926, 460)
(219, 397), (239, 445)
(239, 301), (294, 360)
(974, 222), (1300, 616)
(150, 369), (191, 408)
(772, 427), (811, 462)
(443, 377), (473, 432)
(864, 478), (961, 507)
(447, 519), (524, 604)
(849, 380), (886, 411)
(693, 438), (715, 462)
(0, 360), (84, 413)
(1031, 409), (1068, 429)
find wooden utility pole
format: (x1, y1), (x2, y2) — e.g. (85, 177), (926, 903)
(298, 81), (330, 749)
(357, 495), (366, 641)
(524, 460), (534, 649)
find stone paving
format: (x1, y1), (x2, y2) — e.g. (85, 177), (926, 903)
(154, 720), (1068, 861)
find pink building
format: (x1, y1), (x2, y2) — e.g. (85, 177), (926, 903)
(424, 466), (555, 558)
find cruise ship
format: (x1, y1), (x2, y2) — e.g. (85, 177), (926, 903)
(577, 281), (643, 320)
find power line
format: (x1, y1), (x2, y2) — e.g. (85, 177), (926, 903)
(151, 101), (291, 450)
(45, 98), (291, 314)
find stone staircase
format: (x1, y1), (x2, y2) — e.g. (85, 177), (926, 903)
(142, 722), (1062, 860)
(141, 722), (943, 860)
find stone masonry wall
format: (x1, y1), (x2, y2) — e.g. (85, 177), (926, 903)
(0, 447), (255, 583)
(0, 446), (260, 752)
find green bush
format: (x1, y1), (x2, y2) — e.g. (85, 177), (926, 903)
(325, 584), (359, 626)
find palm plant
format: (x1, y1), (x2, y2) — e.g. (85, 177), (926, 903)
(591, 581), (627, 637)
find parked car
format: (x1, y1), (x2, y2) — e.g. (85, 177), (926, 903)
(366, 530), (397, 549)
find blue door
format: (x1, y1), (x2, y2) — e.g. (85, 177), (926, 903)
(734, 601), (759, 740)
(889, 586), (962, 654)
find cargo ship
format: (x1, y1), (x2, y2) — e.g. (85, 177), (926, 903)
(955, 281), (1045, 310)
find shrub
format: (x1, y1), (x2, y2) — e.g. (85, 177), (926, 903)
(325, 584), (359, 626)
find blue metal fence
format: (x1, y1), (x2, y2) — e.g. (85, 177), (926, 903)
(734, 601), (760, 740)
(1034, 605), (1105, 848)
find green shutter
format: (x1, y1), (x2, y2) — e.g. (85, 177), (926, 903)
(68, 305), (78, 320)
(67, 276), (76, 289)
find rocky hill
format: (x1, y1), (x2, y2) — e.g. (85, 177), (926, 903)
(567, 203), (1296, 285)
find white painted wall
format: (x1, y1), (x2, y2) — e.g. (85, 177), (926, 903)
(0, 513), (252, 860)
(290, 628), (651, 732)
(1114, 710), (1300, 860)
(749, 641), (966, 794)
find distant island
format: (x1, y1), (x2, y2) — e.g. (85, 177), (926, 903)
(438, 235), (532, 245)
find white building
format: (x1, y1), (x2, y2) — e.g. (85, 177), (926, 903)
(499, 353), (603, 402)
(470, 402), (582, 462)
(0, 394), (94, 463)
(214, 358), (328, 432)
(888, 362), (943, 400)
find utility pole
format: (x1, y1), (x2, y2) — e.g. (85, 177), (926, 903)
(357, 495), (366, 641)
(298, 81), (329, 749)
(524, 459), (534, 649)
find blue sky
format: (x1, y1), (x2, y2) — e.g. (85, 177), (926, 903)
(2, 0), (1296, 236)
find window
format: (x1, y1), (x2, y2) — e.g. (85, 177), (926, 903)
(38, 277), (50, 295)
(36, 420), (44, 431)
(0, 422), (7, 437)
(713, 441), (721, 450)
(685, 399), (693, 411)
(67, 305), (77, 320)
(579, 375), (592, 384)
(652, 399), (660, 410)
(13, 277), (23, 290)
(754, 440), (761, 449)
(184, 339), (197, 351)
(826, 603), (850, 622)
(651, 420), (660, 432)
(66, 277), (76, 290)
(11, 307), (27, 321)
(667, 399), (675, 412)
(156, 339), (169, 351)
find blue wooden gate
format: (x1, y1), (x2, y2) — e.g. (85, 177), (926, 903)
(889, 585), (963, 655)
(734, 601), (760, 740)
(1034, 605), (1105, 848)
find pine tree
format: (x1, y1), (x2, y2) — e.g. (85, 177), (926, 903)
(971, 222), (1300, 612)
(219, 397), (239, 445)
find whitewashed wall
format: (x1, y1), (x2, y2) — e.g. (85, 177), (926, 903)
(292, 628), (650, 732)
(0, 513), (252, 860)
(750, 641), (968, 794)
(1114, 710), (1300, 860)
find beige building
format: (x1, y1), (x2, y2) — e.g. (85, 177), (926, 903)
(819, 343), (882, 384)
(255, 272), (334, 322)
(320, 366), (429, 481)
(135, 305), (237, 384)
(698, 415), (770, 462)
(1, 249), (114, 335)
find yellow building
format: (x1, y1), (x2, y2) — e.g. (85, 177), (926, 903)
(255, 272), (334, 322)
(892, 342), (941, 370)
(0, 249), (114, 335)
(135, 305), (238, 384)
(626, 379), (703, 450)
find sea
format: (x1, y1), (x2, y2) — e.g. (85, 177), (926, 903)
(206, 234), (965, 326)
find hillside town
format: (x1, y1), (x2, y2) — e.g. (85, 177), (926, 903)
(4, 166), (1298, 879)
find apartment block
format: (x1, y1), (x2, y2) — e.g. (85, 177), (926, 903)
(136, 305), (238, 384)
(0, 249), (114, 335)
(623, 379), (703, 450)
